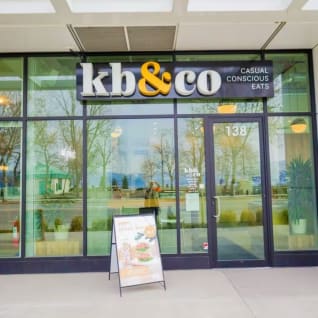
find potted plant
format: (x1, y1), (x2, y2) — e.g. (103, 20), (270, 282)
(54, 217), (69, 240)
(287, 157), (314, 234)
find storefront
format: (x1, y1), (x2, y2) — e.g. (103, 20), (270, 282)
(1, 50), (318, 273)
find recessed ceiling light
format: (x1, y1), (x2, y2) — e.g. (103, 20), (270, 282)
(66, 0), (173, 13)
(188, 0), (293, 12)
(0, 0), (55, 14)
(302, 0), (318, 10)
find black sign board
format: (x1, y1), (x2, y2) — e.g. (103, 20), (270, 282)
(76, 60), (273, 101)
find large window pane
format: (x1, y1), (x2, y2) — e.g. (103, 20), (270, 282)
(87, 118), (176, 255)
(87, 100), (174, 116)
(0, 58), (23, 117)
(178, 99), (263, 114)
(266, 53), (311, 113)
(268, 116), (318, 251)
(0, 122), (22, 257)
(26, 120), (83, 257)
(28, 57), (82, 116)
(213, 122), (265, 260)
(178, 118), (207, 253)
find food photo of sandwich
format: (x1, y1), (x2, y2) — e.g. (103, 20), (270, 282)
(136, 251), (153, 262)
(135, 242), (150, 252)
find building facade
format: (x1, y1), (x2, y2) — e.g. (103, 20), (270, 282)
(0, 50), (318, 273)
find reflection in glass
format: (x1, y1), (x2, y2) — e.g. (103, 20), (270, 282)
(0, 58), (23, 117)
(178, 118), (207, 253)
(266, 53), (310, 113)
(26, 120), (83, 257)
(177, 99), (263, 114)
(0, 122), (22, 257)
(87, 100), (173, 116)
(213, 122), (265, 260)
(28, 57), (82, 116)
(87, 119), (176, 255)
(268, 116), (318, 251)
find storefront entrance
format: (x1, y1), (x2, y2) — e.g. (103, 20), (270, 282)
(205, 117), (269, 267)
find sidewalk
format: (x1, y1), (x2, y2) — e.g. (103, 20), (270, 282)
(1, 267), (318, 318)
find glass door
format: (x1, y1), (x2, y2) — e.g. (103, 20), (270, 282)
(206, 118), (268, 266)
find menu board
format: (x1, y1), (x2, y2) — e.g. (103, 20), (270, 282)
(110, 214), (165, 292)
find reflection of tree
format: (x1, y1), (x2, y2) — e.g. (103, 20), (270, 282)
(152, 132), (175, 189)
(0, 127), (21, 197)
(59, 120), (82, 197)
(142, 158), (157, 183)
(188, 100), (262, 114)
(55, 91), (83, 197)
(88, 120), (113, 190)
(0, 91), (21, 117)
(180, 119), (204, 186)
(215, 124), (255, 195)
(33, 122), (58, 196)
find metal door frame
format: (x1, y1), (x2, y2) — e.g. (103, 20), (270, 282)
(204, 116), (271, 268)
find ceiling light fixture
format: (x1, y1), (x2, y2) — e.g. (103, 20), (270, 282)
(290, 118), (307, 133)
(0, 164), (8, 171)
(66, 0), (173, 13)
(0, 0), (55, 14)
(111, 127), (122, 138)
(188, 0), (293, 12)
(0, 95), (11, 107)
(217, 104), (237, 114)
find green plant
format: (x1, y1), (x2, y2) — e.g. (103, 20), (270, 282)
(54, 217), (68, 232)
(272, 209), (288, 225)
(218, 210), (237, 226)
(287, 157), (314, 224)
(240, 209), (256, 225)
(54, 217), (63, 228)
(70, 216), (83, 232)
(91, 219), (109, 231)
(255, 209), (263, 225)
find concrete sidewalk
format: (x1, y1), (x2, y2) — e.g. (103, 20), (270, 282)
(1, 267), (318, 318)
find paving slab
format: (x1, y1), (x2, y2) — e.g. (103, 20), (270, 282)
(1, 267), (317, 318)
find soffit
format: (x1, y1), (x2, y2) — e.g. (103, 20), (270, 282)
(0, 0), (317, 52)
(176, 23), (278, 50)
(127, 26), (176, 51)
(0, 26), (77, 53)
(74, 27), (128, 51)
(267, 22), (318, 49)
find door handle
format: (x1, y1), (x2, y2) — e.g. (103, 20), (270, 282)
(212, 196), (221, 218)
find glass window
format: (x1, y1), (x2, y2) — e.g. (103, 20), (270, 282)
(178, 99), (263, 114)
(26, 120), (83, 257)
(266, 53), (311, 113)
(87, 118), (176, 255)
(268, 116), (318, 251)
(0, 122), (22, 257)
(0, 58), (23, 117)
(87, 99), (174, 116)
(178, 118), (207, 253)
(28, 57), (82, 116)
(213, 121), (265, 260)
(86, 55), (173, 116)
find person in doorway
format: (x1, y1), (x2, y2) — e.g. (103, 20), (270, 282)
(144, 181), (161, 217)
